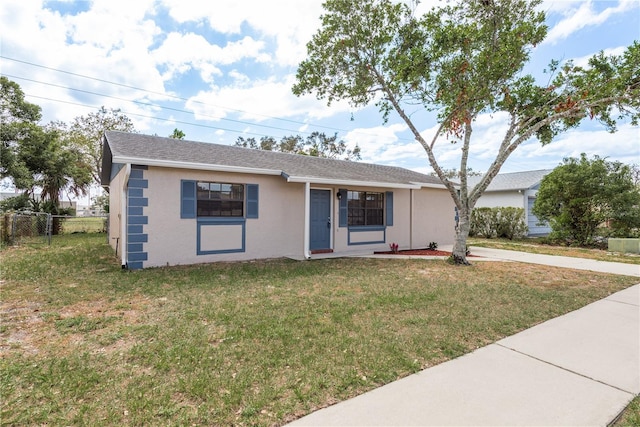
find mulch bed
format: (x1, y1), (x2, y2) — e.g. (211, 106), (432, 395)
(374, 249), (478, 257)
(374, 249), (453, 256)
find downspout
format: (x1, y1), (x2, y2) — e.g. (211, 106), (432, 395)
(410, 188), (414, 249)
(303, 181), (311, 260)
(121, 163), (131, 269)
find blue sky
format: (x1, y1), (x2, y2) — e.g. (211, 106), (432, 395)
(1, 0), (639, 178)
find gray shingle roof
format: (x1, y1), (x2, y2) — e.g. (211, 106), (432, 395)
(102, 131), (444, 189)
(467, 169), (552, 191)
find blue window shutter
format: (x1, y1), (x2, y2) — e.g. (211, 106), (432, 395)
(386, 191), (394, 226)
(181, 180), (197, 218)
(246, 184), (259, 218)
(338, 189), (348, 227)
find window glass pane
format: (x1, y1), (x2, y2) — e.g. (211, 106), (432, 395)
(347, 191), (384, 226)
(197, 182), (210, 199)
(231, 184), (244, 200)
(195, 181), (244, 217)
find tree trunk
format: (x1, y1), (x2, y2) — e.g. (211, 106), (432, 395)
(451, 208), (471, 265)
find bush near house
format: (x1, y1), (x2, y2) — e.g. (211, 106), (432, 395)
(470, 207), (528, 240)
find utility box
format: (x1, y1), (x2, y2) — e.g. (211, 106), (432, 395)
(608, 238), (640, 254)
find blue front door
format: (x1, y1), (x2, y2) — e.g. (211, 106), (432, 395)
(310, 189), (331, 250)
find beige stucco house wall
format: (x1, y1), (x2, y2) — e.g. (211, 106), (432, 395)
(102, 131), (456, 269)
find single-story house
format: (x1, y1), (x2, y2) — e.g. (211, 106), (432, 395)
(100, 131), (456, 269)
(468, 169), (553, 236)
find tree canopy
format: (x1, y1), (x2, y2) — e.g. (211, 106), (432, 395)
(169, 128), (186, 140)
(293, 0), (640, 263)
(54, 106), (136, 185)
(533, 154), (640, 245)
(234, 132), (361, 160)
(1, 77), (92, 212)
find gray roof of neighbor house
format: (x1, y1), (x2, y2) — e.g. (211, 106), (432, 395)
(101, 131), (445, 189)
(467, 169), (552, 192)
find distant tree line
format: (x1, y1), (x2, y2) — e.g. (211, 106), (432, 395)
(234, 132), (361, 161)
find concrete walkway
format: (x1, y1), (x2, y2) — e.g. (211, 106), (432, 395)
(468, 246), (640, 277)
(287, 250), (640, 426)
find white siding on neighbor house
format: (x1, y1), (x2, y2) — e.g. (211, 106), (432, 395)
(473, 189), (551, 236)
(474, 191), (524, 209)
(526, 192), (552, 235)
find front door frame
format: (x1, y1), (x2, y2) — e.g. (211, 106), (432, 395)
(309, 188), (333, 252)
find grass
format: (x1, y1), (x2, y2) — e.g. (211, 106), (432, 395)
(60, 216), (107, 234)
(468, 237), (640, 265)
(1, 234), (638, 426)
(613, 396), (640, 427)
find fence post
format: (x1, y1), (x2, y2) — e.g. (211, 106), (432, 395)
(46, 213), (52, 245)
(11, 213), (17, 244)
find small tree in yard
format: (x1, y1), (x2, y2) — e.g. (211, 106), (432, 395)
(533, 154), (640, 246)
(293, 0), (640, 264)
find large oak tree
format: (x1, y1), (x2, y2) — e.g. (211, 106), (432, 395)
(293, 0), (639, 264)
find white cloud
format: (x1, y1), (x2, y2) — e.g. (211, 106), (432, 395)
(344, 123), (426, 164)
(543, 0), (638, 45)
(515, 123), (640, 163)
(160, 0), (324, 66)
(1, 0), (168, 126)
(151, 33), (269, 83)
(569, 46), (629, 67)
(185, 74), (354, 123)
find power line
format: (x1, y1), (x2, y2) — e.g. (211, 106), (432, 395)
(3, 73), (317, 137)
(1, 56), (415, 143)
(25, 94), (284, 140)
(0, 56), (354, 134)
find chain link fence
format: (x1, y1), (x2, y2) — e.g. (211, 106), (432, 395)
(1, 212), (107, 246)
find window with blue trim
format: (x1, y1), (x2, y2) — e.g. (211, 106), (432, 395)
(181, 180), (259, 219)
(348, 191), (384, 226)
(197, 181), (244, 217)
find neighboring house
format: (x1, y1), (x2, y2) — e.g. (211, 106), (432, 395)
(0, 191), (20, 201)
(468, 169), (553, 236)
(100, 131), (456, 269)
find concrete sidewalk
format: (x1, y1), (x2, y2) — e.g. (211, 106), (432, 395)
(468, 246), (640, 277)
(287, 251), (640, 426)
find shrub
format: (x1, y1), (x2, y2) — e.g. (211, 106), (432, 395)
(470, 207), (528, 240)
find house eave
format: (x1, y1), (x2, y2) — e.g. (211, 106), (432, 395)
(411, 182), (448, 190)
(111, 156), (283, 177)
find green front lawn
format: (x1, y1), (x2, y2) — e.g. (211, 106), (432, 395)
(1, 234), (637, 426)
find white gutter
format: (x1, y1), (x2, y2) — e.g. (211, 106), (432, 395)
(120, 163), (131, 268)
(303, 182), (311, 260)
(111, 156), (282, 177)
(410, 182), (449, 189)
(285, 175), (424, 190)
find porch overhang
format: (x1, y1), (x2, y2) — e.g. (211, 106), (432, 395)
(281, 173), (441, 190)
